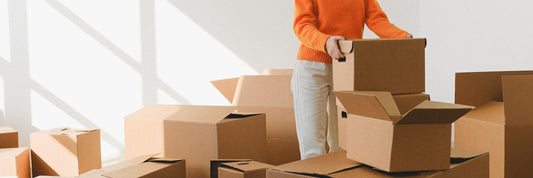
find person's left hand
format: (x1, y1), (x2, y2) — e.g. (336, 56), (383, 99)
(406, 34), (413, 38)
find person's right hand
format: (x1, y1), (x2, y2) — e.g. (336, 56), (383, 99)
(326, 36), (346, 60)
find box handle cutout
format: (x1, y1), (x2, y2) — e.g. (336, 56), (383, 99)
(338, 58), (346, 62)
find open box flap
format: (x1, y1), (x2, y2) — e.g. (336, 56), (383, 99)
(211, 77), (240, 104)
(270, 151), (361, 176)
(502, 75), (533, 126)
(397, 101), (473, 124)
(222, 161), (273, 172)
(335, 91), (401, 122)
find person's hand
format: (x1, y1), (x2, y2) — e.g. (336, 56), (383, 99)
(326, 36), (346, 60)
(406, 33), (413, 38)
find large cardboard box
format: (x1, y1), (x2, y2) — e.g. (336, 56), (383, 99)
(335, 91), (473, 172)
(79, 155), (185, 178)
(125, 105), (267, 178)
(455, 71), (533, 178)
(267, 150), (488, 178)
(211, 75), (299, 165)
(211, 160), (273, 178)
(30, 128), (101, 177)
(0, 127), (18, 148)
(0, 147), (30, 178)
(337, 93), (430, 150)
(333, 39), (426, 95)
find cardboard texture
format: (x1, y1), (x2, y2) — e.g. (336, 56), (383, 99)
(211, 159), (251, 178)
(213, 160), (273, 178)
(125, 105), (267, 178)
(337, 93), (430, 150)
(335, 91), (473, 172)
(30, 128), (101, 177)
(267, 150), (488, 178)
(211, 75), (299, 165)
(0, 147), (30, 178)
(79, 155), (185, 178)
(333, 38), (426, 94)
(455, 71), (533, 178)
(0, 127), (18, 148)
(262, 69), (293, 76)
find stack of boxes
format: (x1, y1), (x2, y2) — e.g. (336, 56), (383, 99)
(0, 127), (30, 178)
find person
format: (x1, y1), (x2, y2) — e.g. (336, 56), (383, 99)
(291, 0), (413, 160)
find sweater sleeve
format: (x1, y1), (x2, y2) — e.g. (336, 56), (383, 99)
(293, 0), (330, 53)
(365, 0), (409, 38)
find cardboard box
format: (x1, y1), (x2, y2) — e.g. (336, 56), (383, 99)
(333, 38), (426, 95)
(262, 69), (293, 75)
(267, 150), (488, 178)
(455, 71), (533, 178)
(0, 127), (18, 148)
(0, 147), (30, 178)
(125, 105), (267, 178)
(79, 155), (185, 178)
(335, 91), (473, 172)
(337, 93), (430, 150)
(30, 128), (101, 177)
(211, 160), (273, 178)
(211, 75), (299, 165)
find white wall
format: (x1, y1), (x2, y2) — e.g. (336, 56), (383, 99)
(1, 0), (532, 165)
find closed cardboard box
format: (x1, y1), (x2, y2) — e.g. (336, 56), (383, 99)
(337, 93), (430, 150)
(211, 75), (299, 165)
(211, 160), (273, 178)
(267, 150), (488, 178)
(125, 105), (267, 178)
(0, 147), (30, 178)
(333, 39), (426, 95)
(79, 155), (185, 178)
(30, 128), (101, 177)
(0, 127), (18, 148)
(455, 71), (533, 178)
(335, 91), (473, 172)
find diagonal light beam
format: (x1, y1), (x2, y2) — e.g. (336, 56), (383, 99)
(157, 79), (191, 104)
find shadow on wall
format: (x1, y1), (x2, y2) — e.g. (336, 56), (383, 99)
(167, 0), (299, 70)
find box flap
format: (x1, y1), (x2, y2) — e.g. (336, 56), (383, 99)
(461, 101), (505, 125)
(0, 126), (16, 134)
(397, 101), (474, 124)
(210, 159), (251, 178)
(335, 91), (401, 122)
(128, 105), (237, 124)
(222, 161), (273, 172)
(450, 149), (486, 159)
(233, 75), (293, 107)
(270, 151), (361, 176)
(148, 157), (184, 163)
(0, 147), (28, 158)
(211, 77), (240, 103)
(502, 75), (533, 126)
(47, 127), (99, 135)
(262, 69), (293, 75)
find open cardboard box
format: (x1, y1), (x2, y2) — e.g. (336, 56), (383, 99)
(125, 105), (267, 178)
(267, 150), (488, 178)
(333, 39), (426, 95)
(211, 159), (273, 178)
(335, 91), (473, 172)
(0, 127), (18, 148)
(30, 128), (101, 177)
(78, 155), (185, 178)
(455, 71), (533, 178)
(0, 147), (30, 178)
(211, 74), (299, 165)
(337, 93), (430, 150)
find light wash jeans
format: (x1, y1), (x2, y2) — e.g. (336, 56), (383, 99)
(291, 59), (340, 160)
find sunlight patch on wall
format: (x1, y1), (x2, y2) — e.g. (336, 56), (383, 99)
(0, 0), (10, 61)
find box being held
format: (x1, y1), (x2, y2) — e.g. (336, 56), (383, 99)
(0, 147), (30, 178)
(0, 127), (18, 148)
(30, 128), (101, 177)
(335, 91), (473, 172)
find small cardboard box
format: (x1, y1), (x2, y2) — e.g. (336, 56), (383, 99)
(0, 147), (30, 178)
(267, 150), (488, 178)
(262, 69), (293, 75)
(455, 71), (533, 178)
(337, 93), (430, 150)
(0, 127), (18, 148)
(211, 75), (299, 165)
(335, 91), (473, 172)
(30, 128), (101, 177)
(211, 160), (273, 178)
(333, 39), (426, 95)
(79, 155), (185, 178)
(125, 105), (267, 178)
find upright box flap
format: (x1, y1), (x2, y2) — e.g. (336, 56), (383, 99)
(335, 91), (401, 122)
(222, 161), (273, 172)
(502, 75), (533, 126)
(233, 75), (293, 107)
(270, 151), (361, 176)
(210, 77), (240, 103)
(398, 101), (474, 124)
(455, 70), (533, 107)
(461, 101), (505, 125)
(128, 105), (237, 124)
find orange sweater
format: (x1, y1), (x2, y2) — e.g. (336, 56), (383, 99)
(294, 0), (409, 63)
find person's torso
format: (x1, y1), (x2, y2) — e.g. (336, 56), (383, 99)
(312, 0), (366, 39)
